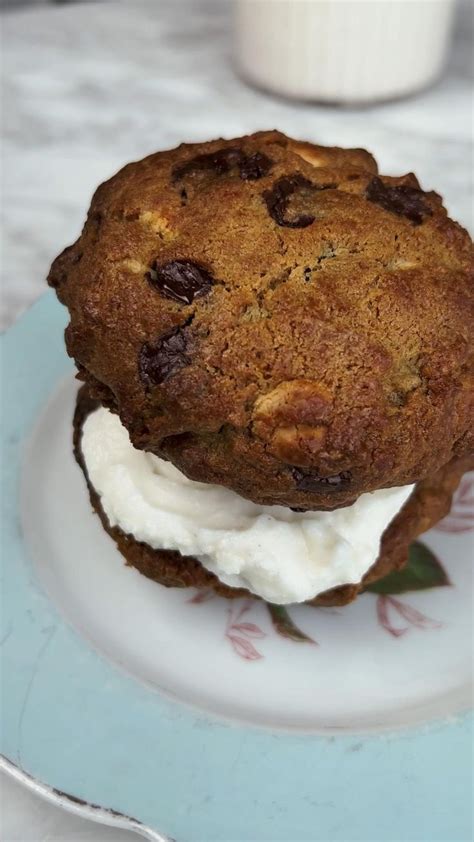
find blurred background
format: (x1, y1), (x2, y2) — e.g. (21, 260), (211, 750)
(2, 0), (473, 334)
(1, 0), (472, 838)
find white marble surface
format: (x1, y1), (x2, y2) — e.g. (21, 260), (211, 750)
(2, 0), (473, 332)
(1, 0), (472, 839)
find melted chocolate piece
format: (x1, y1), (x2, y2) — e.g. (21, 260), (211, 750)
(139, 326), (191, 387)
(148, 259), (213, 304)
(172, 147), (242, 182)
(263, 174), (318, 228)
(172, 147), (272, 183)
(238, 151), (273, 180)
(292, 467), (353, 491)
(366, 176), (432, 225)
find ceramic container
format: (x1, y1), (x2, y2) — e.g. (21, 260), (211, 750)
(235, 0), (456, 104)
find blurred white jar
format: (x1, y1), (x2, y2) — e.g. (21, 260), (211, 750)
(235, 0), (456, 104)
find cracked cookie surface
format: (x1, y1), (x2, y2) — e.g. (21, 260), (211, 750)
(49, 130), (473, 509)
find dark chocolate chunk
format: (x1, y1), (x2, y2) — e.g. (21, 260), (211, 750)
(366, 176), (432, 225)
(238, 152), (273, 180)
(148, 259), (213, 304)
(292, 467), (353, 491)
(263, 174), (317, 228)
(139, 326), (191, 387)
(172, 147), (242, 182)
(172, 147), (272, 184)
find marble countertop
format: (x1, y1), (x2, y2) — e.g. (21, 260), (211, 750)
(1, 1), (472, 838)
(2, 0), (473, 332)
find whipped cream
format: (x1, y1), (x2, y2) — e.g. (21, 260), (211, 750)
(81, 407), (414, 604)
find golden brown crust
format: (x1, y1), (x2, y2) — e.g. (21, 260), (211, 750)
(73, 386), (473, 607)
(53, 130), (473, 509)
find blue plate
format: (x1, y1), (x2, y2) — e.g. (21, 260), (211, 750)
(1, 293), (472, 841)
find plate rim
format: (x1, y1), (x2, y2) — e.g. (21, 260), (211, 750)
(1, 292), (473, 842)
(0, 755), (169, 842)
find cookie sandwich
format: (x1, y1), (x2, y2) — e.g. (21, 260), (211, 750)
(49, 131), (474, 606)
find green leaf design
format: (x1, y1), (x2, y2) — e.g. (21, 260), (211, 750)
(267, 604), (317, 644)
(365, 541), (451, 595)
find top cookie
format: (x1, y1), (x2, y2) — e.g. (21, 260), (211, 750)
(48, 130), (473, 510)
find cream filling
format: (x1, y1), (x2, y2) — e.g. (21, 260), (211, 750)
(81, 407), (414, 604)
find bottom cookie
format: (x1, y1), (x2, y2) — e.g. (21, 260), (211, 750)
(73, 386), (472, 607)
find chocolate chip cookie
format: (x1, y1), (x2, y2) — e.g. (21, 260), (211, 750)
(49, 130), (474, 510)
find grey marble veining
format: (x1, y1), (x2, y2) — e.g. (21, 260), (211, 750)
(2, 0), (473, 329)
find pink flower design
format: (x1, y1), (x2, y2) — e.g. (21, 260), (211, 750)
(376, 594), (443, 638)
(187, 588), (216, 604)
(187, 590), (317, 658)
(188, 589), (265, 659)
(224, 600), (265, 660)
(435, 474), (474, 534)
